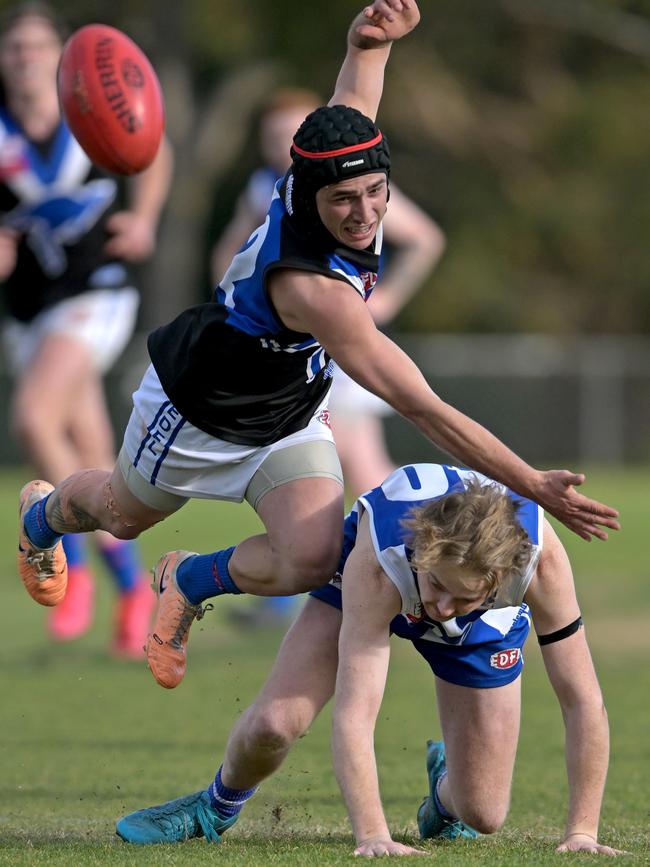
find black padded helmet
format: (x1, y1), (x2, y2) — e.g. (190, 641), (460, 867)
(283, 104), (390, 246)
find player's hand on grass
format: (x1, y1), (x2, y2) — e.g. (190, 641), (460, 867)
(354, 836), (428, 857)
(104, 211), (156, 261)
(350, 0), (421, 50)
(535, 470), (620, 541)
(557, 832), (627, 855)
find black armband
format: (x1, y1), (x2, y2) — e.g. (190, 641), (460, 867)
(537, 616), (583, 646)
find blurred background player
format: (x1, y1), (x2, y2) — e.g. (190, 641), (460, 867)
(210, 86), (445, 627)
(0, 2), (173, 655)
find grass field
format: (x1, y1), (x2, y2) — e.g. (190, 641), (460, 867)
(1, 465), (649, 865)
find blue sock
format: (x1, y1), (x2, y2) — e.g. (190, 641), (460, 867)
(62, 534), (88, 567)
(23, 495), (62, 550)
(208, 765), (257, 818)
(176, 547), (242, 604)
(261, 595), (295, 615)
(434, 771), (456, 820)
(96, 539), (141, 594)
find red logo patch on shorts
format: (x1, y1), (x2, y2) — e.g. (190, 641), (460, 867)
(489, 648), (521, 669)
(317, 409), (331, 428)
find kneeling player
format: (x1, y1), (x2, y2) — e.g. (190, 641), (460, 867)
(116, 464), (621, 857)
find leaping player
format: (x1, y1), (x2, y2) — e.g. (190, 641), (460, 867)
(17, 1), (618, 695)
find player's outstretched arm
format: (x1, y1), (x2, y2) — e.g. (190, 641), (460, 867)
(273, 269), (620, 542)
(330, 0), (421, 121)
(525, 524), (626, 856)
(332, 517), (426, 858)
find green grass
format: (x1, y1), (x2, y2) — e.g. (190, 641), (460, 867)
(1, 466), (649, 864)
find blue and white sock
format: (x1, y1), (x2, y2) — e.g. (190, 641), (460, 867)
(96, 539), (141, 594)
(434, 771), (457, 820)
(176, 547), (242, 604)
(208, 765), (257, 818)
(23, 495), (62, 550)
(62, 533), (88, 567)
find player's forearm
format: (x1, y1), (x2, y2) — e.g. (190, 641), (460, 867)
(409, 397), (541, 500)
(330, 43), (392, 121)
(563, 700), (610, 839)
(128, 135), (173, 226)
(330, 334), (541, 499)
(332, 714), (391, 843)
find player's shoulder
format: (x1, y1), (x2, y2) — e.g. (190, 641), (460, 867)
(344, 505), (410, 618)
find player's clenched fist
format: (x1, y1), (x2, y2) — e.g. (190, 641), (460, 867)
(350, 0), (421, 49)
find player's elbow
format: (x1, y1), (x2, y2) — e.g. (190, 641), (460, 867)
(423, 221), (446, 262)
(268, 537), (342, 593)
(557, 679), (607, 719)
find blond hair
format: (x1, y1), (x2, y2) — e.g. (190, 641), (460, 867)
(403, 479), (532, 595)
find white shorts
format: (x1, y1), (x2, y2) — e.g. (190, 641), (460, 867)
(1, 287), (139, 376)
(120, 364), (340, 507)
(328, 363), (392, 418)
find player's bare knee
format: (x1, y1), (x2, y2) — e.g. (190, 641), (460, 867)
(100, 479), (150, 539)
(280, 545), (341, 592)
(101, 518), (142, 540)
(12, 405), (62, 450)
(456, 802), (508, 836)
(246, 705), (306, 754)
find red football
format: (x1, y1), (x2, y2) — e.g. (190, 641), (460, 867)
(57, 24), (164, 175)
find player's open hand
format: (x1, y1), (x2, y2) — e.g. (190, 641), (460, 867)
(350, 0), (421, 50)
(104, 211), (156, 262)
(354, 836), (428, 857)
(536, 470), (620, 541)
(557, 832), (628, 855)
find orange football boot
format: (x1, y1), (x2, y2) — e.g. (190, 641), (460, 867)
(18, 480), (68, 607)
(146, 551), (211, 688)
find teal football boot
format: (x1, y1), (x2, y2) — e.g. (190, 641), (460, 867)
(116, 789), (238, 844)
(417, 740), (479, 841)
